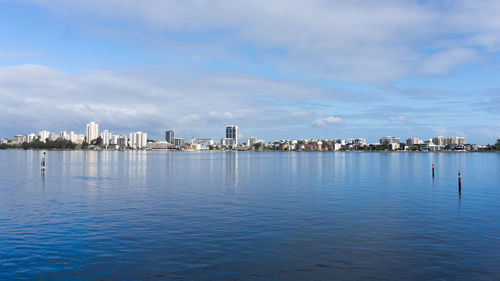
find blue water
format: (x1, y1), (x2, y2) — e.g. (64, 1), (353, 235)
(0, 150), (499, 280)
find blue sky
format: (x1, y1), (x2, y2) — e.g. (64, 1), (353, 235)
(0, 0), (499, 144)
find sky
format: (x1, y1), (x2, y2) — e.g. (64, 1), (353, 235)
(0, 0), (499, 144)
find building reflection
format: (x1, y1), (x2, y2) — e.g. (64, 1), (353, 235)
(85, 151), (98, 178)
(224, 152), (239, 189)
(127, 151), (148, 187)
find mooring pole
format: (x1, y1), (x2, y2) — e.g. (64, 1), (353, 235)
(458, 170), (461, 193)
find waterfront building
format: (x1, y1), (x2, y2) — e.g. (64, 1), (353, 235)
(406, 137), (423, 146)
(449, 137), (466, 146)
(12, 135), (26, 144)
(39, 130), (50, 143)
(68, 131), (84, 144)
(110, 135), (118, 145)
(61, 131), (69, 140)
(129, 132), (147, 149)
(86, 122), (99, 143)
(117, 135), (128, 147)
(221, 138), (237, 148)
(246, 137), (257, 147)
(69, 131), (76, 142)
(101, 130), (111, 146)
(380, 136), (400, 145)
(432, 136), (446, 146)
(354, 138), (366, 144)
(225, 125), (239, 145)
(48, 132), (60, 141)
(165, 130), (174, 143)
(173, 138), (185, 149)
(26, 133), (36, 143)
(191, 138), (214, 146)
(0, 138), (7, 144)
(147, 141), (170, 149)
(380, 136), (400, 150)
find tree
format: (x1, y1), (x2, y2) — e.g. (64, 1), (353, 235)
(495, 139), (500, 150)
(91, 137), (103, 146)
(81, 141), (89, 149)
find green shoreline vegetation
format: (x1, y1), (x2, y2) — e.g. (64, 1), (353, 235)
(1, 139), (499, 152)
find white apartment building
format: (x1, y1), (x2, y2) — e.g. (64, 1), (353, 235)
(129, 132), (147, 149)
(26, 133), (36, 143)
(61, 131), (69, 140)
(406, 137), (423, 146)
(12, 135), (26, 144)
(246, 137), (257, 147)
(86, 122), (99, 143)
(100, 130), (111, 146)
(39, 130), (50, 143)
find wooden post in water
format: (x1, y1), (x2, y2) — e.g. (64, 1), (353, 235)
(41, 151), (46, 172)
(432, 163), (435, 178)
(458, 170), (461, 193)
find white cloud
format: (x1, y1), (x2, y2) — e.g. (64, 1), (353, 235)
(29, 0), (500, 82)
(312, 116), (343, 127)
(0, 64), (342, 138)
(419, 48), (482, 75)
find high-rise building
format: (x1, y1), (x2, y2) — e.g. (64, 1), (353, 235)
(101, 130), (111, 146)
(165, 130), (174, 143)
(129, 132), (147, 149)
(226, 125), (238, 145)
(86, 122), (99, 143)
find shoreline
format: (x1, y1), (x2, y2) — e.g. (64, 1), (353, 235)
(0, 148), (498, 153)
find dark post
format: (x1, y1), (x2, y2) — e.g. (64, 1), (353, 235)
(458, 170), (461, 193)
(432, 163), (435, 178)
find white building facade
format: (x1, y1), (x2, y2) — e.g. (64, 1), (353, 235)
(86, 122), (99, 143)
(129, 132), (147, 149)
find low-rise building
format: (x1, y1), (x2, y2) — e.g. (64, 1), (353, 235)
(147, 141), (170, 149)
(12, 135), (26, 144)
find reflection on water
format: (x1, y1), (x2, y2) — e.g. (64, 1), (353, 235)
(0, 151), (499, 280)
(224, 152), (238, 188)
(127, 151), (148, 187)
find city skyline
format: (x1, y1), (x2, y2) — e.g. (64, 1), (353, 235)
(1, 1), (499, 143)
(1, 121), (480, 148)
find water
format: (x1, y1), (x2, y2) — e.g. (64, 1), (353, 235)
(0, 150), (499, 280)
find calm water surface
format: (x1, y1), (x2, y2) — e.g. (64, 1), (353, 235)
(0, 151), (499, 280)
